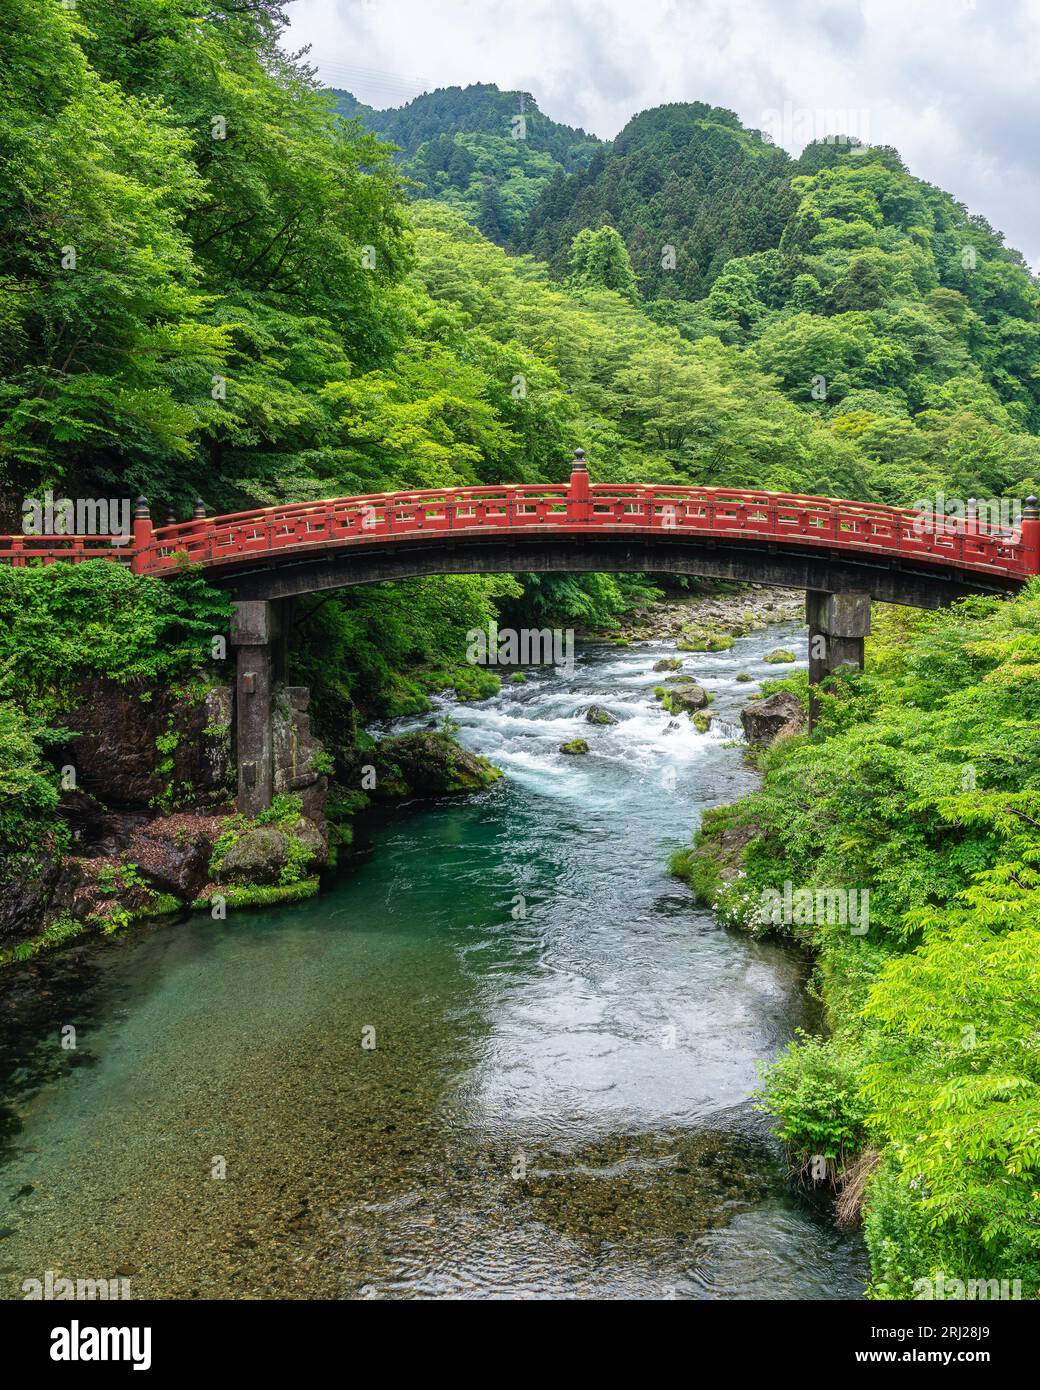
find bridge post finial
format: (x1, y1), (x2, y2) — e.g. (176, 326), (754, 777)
(568, 446), (590, 520)
(1022, 496), (1040, 576)
(193, 498), (206, 520)
(131, 497), (152, 573)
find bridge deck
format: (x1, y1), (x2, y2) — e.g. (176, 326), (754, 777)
(1, 479), (1037, 584)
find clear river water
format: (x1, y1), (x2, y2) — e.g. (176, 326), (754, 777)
(0, 619), (868, 1299)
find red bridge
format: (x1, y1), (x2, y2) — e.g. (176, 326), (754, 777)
(4, 450), (1036, 813)
(2, 450), (1037, 605)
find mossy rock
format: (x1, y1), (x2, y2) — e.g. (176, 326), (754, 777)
(736, 672), (753, 682)
(215, 826), (289, 886)
(677, 631), (734, 652)
(584, 704), (618, 725)
(670, 806), (761, 907)
(655, 683), (708, 715)
(764, 648), (797, 664)
(373, 731), (502, 796)
(652, 657), (682, 672)
(692, 711), (712, 733)
(559, 739), (590, 755)
(510, 672), (527, 683)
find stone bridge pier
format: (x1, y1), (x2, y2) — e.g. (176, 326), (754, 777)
(806, 589), (871, 728)
(229, 598), (324, 817)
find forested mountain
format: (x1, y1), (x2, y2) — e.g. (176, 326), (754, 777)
(331, 83), (600, 238)
(518, 102), (799, 298)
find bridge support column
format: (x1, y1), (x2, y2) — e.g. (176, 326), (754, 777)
(230, 600), (282, 816)
(806, 590), (871, 729)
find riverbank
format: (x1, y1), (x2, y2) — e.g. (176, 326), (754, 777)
(668, 587), (1040, 1299)
(586, 583), (805, 646)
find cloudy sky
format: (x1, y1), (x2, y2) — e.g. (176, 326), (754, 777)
(287, 0), (1040, 271)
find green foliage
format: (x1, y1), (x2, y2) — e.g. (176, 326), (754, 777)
(688, 581), (1040, 1295)
(0, 562), (230, 709)
(193, 878), (320, 912)
(0, 913), (83, 968)
(0, 698), (62, 852)
(569, 226), (640, 300)
(757, 1032), (870, 1171)
(331, 83), (599, 242)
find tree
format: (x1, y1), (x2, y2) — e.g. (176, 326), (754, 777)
(568, 226), (640, 300)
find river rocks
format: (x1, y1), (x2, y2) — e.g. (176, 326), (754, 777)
(559, 739), (589, 754)
(654, 682), (709, 716)
(0, 845), (63, 945)
(763, 648), (797, 664)
(598, 587), (804, 644)
(211, 814), (329, 889)
(692, 712), (712, 733)
(370, 730), (502, 798)
(215, 826), (290, 886)
(740, 692), (805, 746)
(652, 658), (682, 672)
(584, 705), (618, 725)
(672, 814), (763, 905)
(677, 631), (734, 652)
(290, 815), (328, 862)
(125, 819), (214, 900)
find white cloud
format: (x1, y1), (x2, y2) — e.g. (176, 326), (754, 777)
(288, 0), (1040, 269)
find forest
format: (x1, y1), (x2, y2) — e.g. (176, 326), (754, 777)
(2, 0), (1040, 1301)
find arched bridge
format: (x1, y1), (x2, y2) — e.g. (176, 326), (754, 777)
(3, 450), (1037, 812)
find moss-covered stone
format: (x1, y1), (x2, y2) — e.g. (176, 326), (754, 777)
(372, 730), (502, 797)
(764, 648), (797, 664)
(585, 704), (618, 725)
(559, 739), (589, 755)
(676, 631), (734, 652)
(670, 805), (761, 909)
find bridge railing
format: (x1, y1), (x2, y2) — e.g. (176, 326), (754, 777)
(1, 477), (1037, 582)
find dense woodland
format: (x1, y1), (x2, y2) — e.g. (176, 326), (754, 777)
(2, 0), (1040, 1298)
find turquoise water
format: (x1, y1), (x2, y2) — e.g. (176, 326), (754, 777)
(0, 622), (867, 1298)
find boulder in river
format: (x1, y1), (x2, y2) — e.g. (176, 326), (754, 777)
(368, 730), (502, 797)
(128, 821), (213, 899)
(654, 682), (708, 715)
(584, 705), (618, 725)
(215, 826), (291, 886)
(763, 648), (797, 664)
(652, 658), (682, 672)
(740, 692), (805, 746)
(559, 739), (590, 755)
(677, 631), (734, 652)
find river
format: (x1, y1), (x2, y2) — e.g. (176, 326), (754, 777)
(0, 619), (867, 1299)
